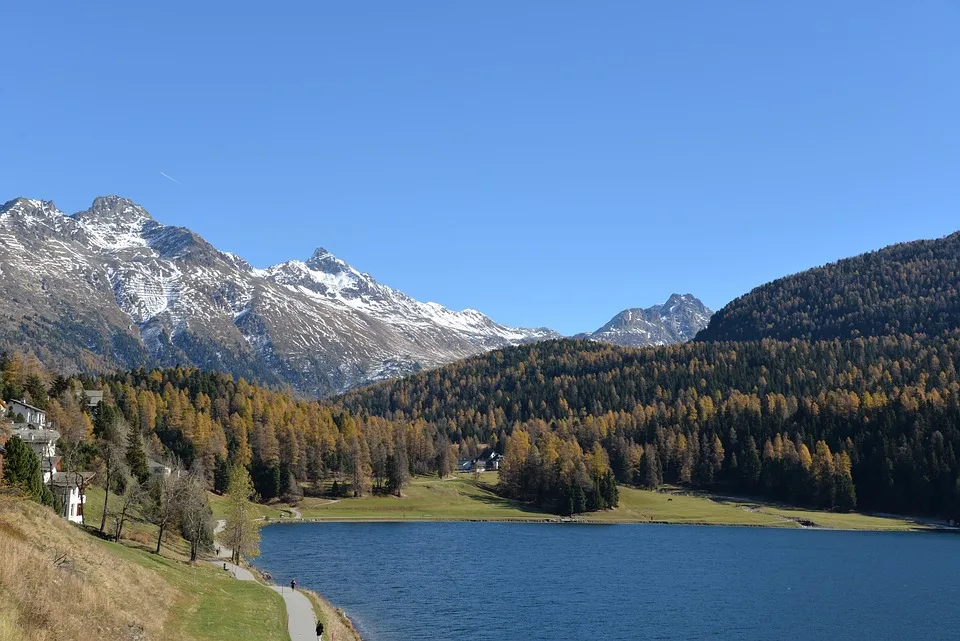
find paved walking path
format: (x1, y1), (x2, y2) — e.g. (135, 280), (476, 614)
(213, 559), (257, 581)
(271, 585), (318, 640)
(213, 519), (232, 558)
(212, 518), (319, 640)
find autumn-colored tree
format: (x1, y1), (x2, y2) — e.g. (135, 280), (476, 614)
(222, 465), (261, 564)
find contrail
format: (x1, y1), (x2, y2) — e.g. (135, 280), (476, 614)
(159, 171), (180, 184)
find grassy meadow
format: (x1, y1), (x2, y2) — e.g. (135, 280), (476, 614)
(290, 473), (934, 531)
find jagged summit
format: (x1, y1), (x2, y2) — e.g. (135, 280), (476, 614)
(0, 194), (560, 396)
(304, 246), (357, 276)
(1, 197), (47, 213)
(0, 198), (63, 224)
(583, 294), (712, 348)
(80, 195), (153, 221)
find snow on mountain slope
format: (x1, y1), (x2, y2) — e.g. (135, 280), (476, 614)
(0, 195), (558, 396)
(583, 294), (712, 348)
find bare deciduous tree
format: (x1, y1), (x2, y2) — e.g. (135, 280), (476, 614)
(179, 471), (213, 562)
(140, 467), (186, 555)
(109, 475), (143, 543)
(97, 421), (129, 536)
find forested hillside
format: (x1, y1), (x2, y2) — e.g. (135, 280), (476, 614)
(2, 352), (616, 515)
(6, 231), (960, 520)
(696, 231), (960, 342)
(338, 336), (960, 518)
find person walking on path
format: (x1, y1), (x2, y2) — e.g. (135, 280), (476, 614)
(291, 578), (297, 591)
(316, 620), (324, 640)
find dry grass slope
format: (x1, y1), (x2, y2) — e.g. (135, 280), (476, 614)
(0, 491), (177, 641)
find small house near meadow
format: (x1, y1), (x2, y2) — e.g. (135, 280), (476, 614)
(456, 451), (504, 473)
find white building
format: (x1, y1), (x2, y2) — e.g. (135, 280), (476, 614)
(7, 399), (47, 429)
(13, 427), (62, 482)
(50, 471), (95, 524)
(148, 459), (173, 478)
(7, 403), (99, 524)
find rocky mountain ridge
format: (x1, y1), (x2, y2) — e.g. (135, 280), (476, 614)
(578, 294), (712, 347)
(0, 196), (556, 396)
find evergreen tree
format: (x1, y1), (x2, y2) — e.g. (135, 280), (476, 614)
(125, 422), (150, 484)
(213, 456), (231, 494)
(741, 437), (762, 489)
(1, 436), (52, 505)
(388, 430), (410, 497)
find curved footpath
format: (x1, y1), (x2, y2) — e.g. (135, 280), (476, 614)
(213, 519), (320, 640)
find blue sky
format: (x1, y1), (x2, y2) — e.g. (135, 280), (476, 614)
(2, 2), (958, 335)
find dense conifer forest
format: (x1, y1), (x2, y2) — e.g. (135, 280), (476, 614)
(339, 334), (960, 518)
(696, 231), (960, 342)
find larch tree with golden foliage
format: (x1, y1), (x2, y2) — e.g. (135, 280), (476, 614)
(222, 465), (261, 564)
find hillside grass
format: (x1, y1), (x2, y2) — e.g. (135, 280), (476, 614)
(106, 541), (288, 641)
(83, 485), (193, 557)
(0, 491), (174, 641)
(0, 489), (290, 641)
(292, 474), (932, 531)
(302, 588), (362, 641)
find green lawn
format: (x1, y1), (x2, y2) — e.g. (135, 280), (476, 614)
(102, 539), (289, 641)
(296, 474), (551, 521)
(291, 474), (931, 531)
(208, 491), (291, 522)
(580, 486), (789, 526)
(752, 504), (932, 530)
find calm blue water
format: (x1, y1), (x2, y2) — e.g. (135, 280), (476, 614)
(258, 522), (960, 641)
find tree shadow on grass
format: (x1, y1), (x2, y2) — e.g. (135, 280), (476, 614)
(461, 482), (556, 517)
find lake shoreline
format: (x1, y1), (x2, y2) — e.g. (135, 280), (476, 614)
(256, 520), (960, 641)
(261, 515), (957, 533)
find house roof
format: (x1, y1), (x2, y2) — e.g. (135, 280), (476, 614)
(12, 428), (60, 443)
(8, 399), (45, 413)
(50, 471), (96, 487)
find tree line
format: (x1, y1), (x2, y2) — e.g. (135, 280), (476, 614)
(8, 325), (960, 519)
(338, 334), (960, 519)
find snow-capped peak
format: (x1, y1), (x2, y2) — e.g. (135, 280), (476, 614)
(0, 198), (66, 227)
(0, 193), (560, 397)
(70, 196), (157, 250)
(585, 294), (713, 348)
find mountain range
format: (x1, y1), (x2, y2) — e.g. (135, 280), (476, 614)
(575, 294), (711, 347)
(0, 196), (709, 395)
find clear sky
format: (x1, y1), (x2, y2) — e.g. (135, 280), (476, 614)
(2, 2), (958, 335)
